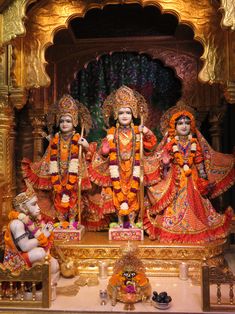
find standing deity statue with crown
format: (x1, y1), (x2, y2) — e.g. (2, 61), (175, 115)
(22, 95), (92, 229)
(89, 86), (159, 228)
(144, 101), (235, 243)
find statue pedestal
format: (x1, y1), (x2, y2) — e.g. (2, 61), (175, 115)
(54, 225), (85, 241)
(53, 232), (228, 281)
(108, 228), (144, 241)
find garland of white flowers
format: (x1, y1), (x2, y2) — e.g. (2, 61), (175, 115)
(108, 126), (140, 214)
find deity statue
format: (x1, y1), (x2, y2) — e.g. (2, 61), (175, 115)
(2, 185), (59, 282)
(107, 243), (151, 309)
(89, 85), (158, 227)
(22, 95), (92, 228)
(144, 102), (235, 243)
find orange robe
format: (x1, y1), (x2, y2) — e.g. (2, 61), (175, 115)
(89, 125), (158, 217)
(3, 224), (31, 272)
(144, 130), (234, 243)
(22, 132), (91, 221)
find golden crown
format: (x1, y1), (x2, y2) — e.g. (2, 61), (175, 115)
(13, 182), (36, 209)
(103, 86), (148, 126)
(55, 94), (79, 127)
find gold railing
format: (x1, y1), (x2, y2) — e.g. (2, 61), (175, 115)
(0, 258), (51, 308)
(201, 261), (235, 311)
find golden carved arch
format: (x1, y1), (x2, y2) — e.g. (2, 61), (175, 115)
(3, 0), (231, 97)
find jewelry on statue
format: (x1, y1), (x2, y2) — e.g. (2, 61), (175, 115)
(167, 132), (198, 177)
(108, 125), (140, 216)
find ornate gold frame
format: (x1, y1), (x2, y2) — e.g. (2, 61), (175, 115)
(53, 232), (229, 281)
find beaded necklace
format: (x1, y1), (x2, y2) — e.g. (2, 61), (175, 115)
(168, 134), (197, 176)
(116, 126), (136, 174)
(57, 132), (72, 178)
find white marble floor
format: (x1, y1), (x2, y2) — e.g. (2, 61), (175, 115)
(48, 245), (235, 313)
(53, 276), (202, 313)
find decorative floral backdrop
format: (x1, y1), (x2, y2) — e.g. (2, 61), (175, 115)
(70, 52), (182, 142)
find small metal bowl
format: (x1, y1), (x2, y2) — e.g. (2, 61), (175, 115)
(153, 301), (171, 310)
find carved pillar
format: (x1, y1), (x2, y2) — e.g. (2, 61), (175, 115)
(208, 102), (227, 212)
(224, 81), (235, 105)
(0, 91), (15, 220)
(30, 114), (46, 162)
(15, 103), (33, 193)
(28, 88), (47, 162)
(0, 43), (31, 222)
(223, 30), (235, 104)
(208, 103), (226, 152)
(0, 46), (16, 224)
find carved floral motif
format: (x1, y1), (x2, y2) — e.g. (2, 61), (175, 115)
(220, 0), (235, 30)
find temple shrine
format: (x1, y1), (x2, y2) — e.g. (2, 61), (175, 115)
(0, 1), (235, 313)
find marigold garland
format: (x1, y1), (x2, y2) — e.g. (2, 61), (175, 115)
(109, 271), (147, 291)
(166, 111), (200, 177)
(49, 132), (80, 207)
(108, 125), (140, 216)
(8, 211), (53, 249)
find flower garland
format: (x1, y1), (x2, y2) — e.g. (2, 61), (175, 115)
(108, 126), (140, 216)
(109, 271), (148, 293)
(168, 134), (198, 177)
(165, 111), (199, 177)
(49, 132), (80, 208)
(8, 211), (53, 248)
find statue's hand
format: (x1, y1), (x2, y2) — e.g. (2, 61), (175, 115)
(138, 125), (149, 134)
(161, 150), (171, 165)
(78, 137), (89, 149)
(39, 131), (50, 141)
(41, 223), (54, 238)
(101, 138), (110, 156)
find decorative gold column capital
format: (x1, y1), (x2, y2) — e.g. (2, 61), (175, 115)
(29, 111), (46, 161)
(224, 81), (235, 104)
(30, 115), (45, 133)
(9, 86), (28, 109)
(0, 0), (33, 46)
(0, 87), (12, 115)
